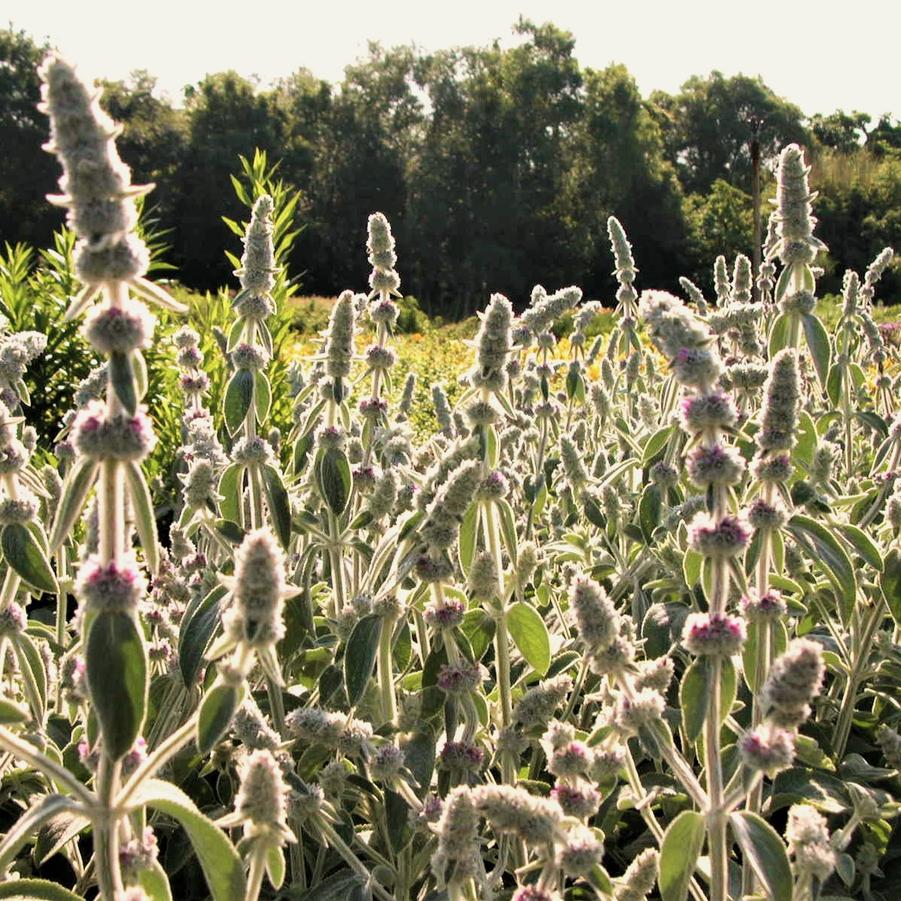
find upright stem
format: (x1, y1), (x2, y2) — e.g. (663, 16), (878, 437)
(705, 653), (728, 901)
(485, 499), (513, 782)
(834, 602), (883, 760)
(95, 756), (124, 900)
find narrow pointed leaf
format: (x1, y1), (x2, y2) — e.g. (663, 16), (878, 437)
(344, 613), (381, 707)
(261, 464), (292, 549)
(49, 457), (98, 550)
(124, 461), (159, 574)
(730, 811), (792, 901)
(659, 810), (705, 901)
(1, 523), (56, 594)
(223, 369), (254, 435)
(109, 351), (137, 415)
(131, 779), (246, 901)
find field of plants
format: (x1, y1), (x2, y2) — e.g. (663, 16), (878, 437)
(0, 54), (898, 901)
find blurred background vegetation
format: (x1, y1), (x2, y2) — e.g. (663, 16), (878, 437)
(1, 19), (899, 316)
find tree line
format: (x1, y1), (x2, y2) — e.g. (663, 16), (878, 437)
(2, 20), (899, 316)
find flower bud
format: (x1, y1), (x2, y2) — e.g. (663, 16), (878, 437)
(77, 555), (146, 613)
(688, 512), (751, 558)
(551, 779), (601, 819)
(763, 639), (824, 722)
(741, 589), (787, 623)
(473, 784), (564, 847)
(571, 576), (619, 653)
(738, 723), (795, 775)
(615, 848), (659, 901)
(84, 300), (155, 354)
(235, 749), (289, 837)
(223, 529), (286, 648)
(73, 402), (156, 462)
(682, 612), (746, 656)
(558, 825), (604, 876)
(431, 786), (480, 886)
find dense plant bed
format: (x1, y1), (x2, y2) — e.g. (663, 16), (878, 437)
(0, 55), (898, 901)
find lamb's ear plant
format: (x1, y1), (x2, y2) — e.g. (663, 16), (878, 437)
(0, 48), (900, 901)
(0, 56), (248, 901)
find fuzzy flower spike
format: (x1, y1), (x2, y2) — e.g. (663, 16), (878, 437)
(38, 56), (185, 321)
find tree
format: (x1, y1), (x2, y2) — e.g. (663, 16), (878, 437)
(683, 179), (753, 287)
(650, 72), (807, 195)
(564, 64), (687, 298)
(408, 20), (584, 315)
(0, 27), (63, 247)
(170, 72), (285, 287)
(810, 110), (871, 154)
(98, 72), (187, 248)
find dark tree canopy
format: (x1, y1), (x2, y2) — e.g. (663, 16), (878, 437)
(2, 23), (898, 311)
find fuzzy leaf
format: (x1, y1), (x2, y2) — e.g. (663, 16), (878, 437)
(1, 523), (56, 594)
(49, 456), (98, 551)
(730, 811), (792, 901)
(217, 463), (245, 525)
(261, 464), (292, 549)
(317, 447), (352, 516)
(786, 514), (856, 623)
(109, 350), (138, 414)
(86, 610), (147, 760)
(679, 657), (708, 741)
(344, 613), (381, 707)
(179, 584), (228, 689)
(131, 779), (246, 901)
(659, 810), (705, 901)
(223, 368), (254, 435)
(801, 312), (831, 387)
(507, 601), (551, 676)
(197, 682), (242, 755)
(124, 461), (159, 574)
(0, 794), (79, 874)
(254, 370), (272, 424)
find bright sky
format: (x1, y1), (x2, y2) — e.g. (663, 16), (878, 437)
(9, 0), (900, 118)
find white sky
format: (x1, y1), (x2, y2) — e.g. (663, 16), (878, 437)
(8, 0), (900, 118)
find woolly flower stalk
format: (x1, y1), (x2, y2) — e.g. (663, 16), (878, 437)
(38, 56), (184, 318)
(519, 286), (582, 337)
(473, 784), (565, 847)
(231, 749), (294, 844)
(786, 804), (836, 882)
(234, 195), (277, 320)
(431, 785), (481, 888)
(762, 639), (825, 727)
(560, 433), (589, 491)
(608, 217), (638, 309)
(757, 213), (779, 303)
(679, 276), (708, 314)
(732, 255), (752, 304)
(470, 293), (514, 392)
(571, 576), (619, 653)
(770, 144), (826, 269)
(223, 529), (287, 649)
(614, 847), (659, 901)
(367, 212), (401, 298)
(757, 349), (800, 453)
(513, 673), (573, 727)
(714, 255), (730, 307)
(324, 290), (357, 382)
(639, 291), (720, 388)
(419, 459), (482, 554)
